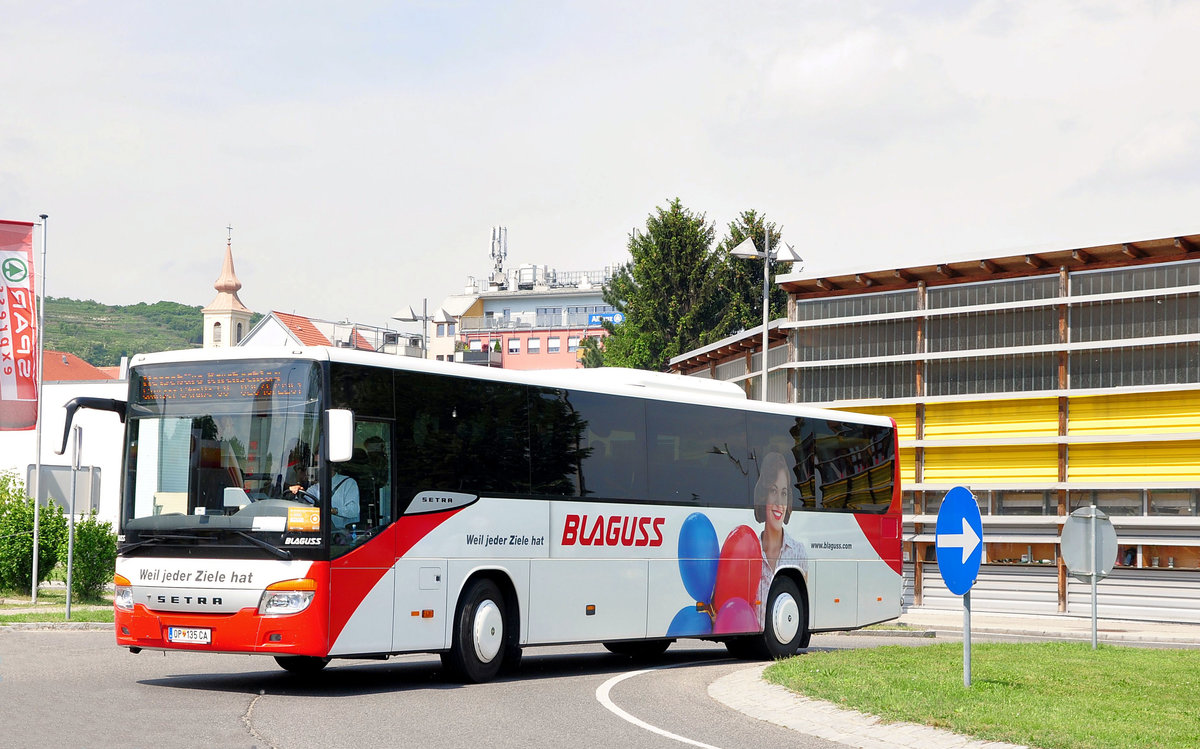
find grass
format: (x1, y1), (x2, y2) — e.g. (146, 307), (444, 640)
(0, 586), (113, 623)
(0, 609), (113, 624)
(765, 642), (1200, 749)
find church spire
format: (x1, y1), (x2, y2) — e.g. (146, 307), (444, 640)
(204, 226), (251, 314)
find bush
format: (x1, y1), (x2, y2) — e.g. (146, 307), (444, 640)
(62, 510), (117, 600)
(0, 471), (68, 594)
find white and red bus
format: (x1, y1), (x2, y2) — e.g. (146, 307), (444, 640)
(79, 347), (900, 681)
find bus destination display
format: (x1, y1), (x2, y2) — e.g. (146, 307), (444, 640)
(138, 368), (306, 403)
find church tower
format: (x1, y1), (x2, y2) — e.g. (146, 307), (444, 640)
(202, 230), (253, 348)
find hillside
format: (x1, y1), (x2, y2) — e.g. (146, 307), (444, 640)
(42, 297), (261, 367)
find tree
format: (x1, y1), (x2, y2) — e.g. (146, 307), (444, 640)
(602, 199), (727, 371)
(712, 210), (792, 338)
(578, 336), (604, 368)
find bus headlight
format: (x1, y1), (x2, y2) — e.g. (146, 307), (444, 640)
(114, 574), (133, 611)
(257, 578), (317, 616)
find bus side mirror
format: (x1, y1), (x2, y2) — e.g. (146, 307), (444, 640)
(326, 409), (354, 463)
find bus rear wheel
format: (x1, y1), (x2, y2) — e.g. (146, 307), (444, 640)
(443, 578), (508, 683)
(274, 655), (330, 674)
(602, 639), (672, 659)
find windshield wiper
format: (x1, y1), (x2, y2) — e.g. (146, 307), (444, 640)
(231, 530), (292, 560)
(119, 533), (206, 555)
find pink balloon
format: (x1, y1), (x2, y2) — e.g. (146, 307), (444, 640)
(713, 596), (758, 634)
(712, 525), (762, 613)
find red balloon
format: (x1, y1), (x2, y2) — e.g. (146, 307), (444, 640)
(712, 525), (762, 614)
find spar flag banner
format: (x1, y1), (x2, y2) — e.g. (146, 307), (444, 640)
(0, 220), (38, 431)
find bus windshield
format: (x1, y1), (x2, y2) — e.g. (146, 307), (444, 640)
(121, 360), (323, 555)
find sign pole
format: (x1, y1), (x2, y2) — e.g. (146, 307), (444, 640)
(1090, 505), (1098, 650)
(31, 214), (48, 605)
(963, 589), (972, 687)
(66, 425), (80, 621)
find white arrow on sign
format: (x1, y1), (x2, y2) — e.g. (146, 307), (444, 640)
(939, 518), (981, 564)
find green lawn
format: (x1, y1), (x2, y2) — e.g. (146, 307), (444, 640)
(765, 642), (1200, 749)
(0, 587), (113, 623)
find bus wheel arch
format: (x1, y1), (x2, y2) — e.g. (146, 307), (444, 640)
(725, 570), (810, 660)
(442, 571), (521, 682)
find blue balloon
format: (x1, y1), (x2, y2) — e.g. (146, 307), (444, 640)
(667, 605), (713, 637)
(677, 512), (719, 603)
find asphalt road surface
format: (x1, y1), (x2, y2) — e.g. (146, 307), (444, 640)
(0, 630), (928, 749)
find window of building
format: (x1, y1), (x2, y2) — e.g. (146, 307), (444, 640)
(528, 338), (541, 354)
(1070, 490), (1142, 516)
(508, 338), (521, 354)
(995, 490), (1052, 515)
(212, 322), (222, 344)
(469, 339), (483, 352)
(236, 323), (243, 343)
(447, 322), (456, 336)
(1149, 489), (1198, 516)
(437, 323), (446, 337)
(568, 336), (580, 352)
(548, 337), (560, 353)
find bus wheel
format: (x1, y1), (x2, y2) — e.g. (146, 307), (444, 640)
(602, 639), (672, 659)
(444, 578), (507, 683)
(274, 655), (330, 674)
(762, 576), (806, 659)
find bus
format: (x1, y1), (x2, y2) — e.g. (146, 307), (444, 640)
(75, 347), (901, 682)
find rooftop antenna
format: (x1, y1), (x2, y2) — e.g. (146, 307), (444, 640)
(490, 226), (508, 288)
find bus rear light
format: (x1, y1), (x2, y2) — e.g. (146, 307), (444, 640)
(258, 578), (317, 616)
(114, 574), (133, 611)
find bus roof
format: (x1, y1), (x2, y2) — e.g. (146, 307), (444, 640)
(129, 347), (892, 428)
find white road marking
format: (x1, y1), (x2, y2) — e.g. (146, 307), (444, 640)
(595, 665), (724, 749)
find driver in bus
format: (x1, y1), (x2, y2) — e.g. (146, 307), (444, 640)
(289, 450), (360, 531)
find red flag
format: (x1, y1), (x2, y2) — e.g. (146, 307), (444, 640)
(0, 220), (38, 431)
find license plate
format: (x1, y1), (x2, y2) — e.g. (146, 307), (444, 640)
(167, 627), (211, 644)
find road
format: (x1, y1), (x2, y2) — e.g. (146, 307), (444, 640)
(0, 630), (931, 749)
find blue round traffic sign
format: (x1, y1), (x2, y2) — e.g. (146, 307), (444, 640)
(935, 486), (983, 596)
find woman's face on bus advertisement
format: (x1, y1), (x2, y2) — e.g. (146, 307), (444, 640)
(764, 468), (789, 531)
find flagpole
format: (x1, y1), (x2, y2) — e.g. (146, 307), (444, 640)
(30, 214), (47, 604)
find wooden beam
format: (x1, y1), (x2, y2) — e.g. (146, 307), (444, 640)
(1176, 237), (1200, 253)
(1122, 243), (1143, 259)
(1071, 249), (1095, 264)
(1025, 254), (1047, 269)
(854, 274), (875, 287)
(816, 278), (841, 291)
(893, 268), (915, 282)
(936, 264), (958, 278)
(979, 259), (999, 273)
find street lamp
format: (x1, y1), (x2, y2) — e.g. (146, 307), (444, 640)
(729, 232), (803, 401)
(392, 299), (433, 359)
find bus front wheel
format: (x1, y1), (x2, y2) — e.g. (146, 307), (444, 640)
(443, 578), (508, 683)
(726, 576), (807, 660)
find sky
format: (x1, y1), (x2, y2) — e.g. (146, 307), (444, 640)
(4, 0), (1200, 334)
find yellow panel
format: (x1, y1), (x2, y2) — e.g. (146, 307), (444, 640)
(924, 445), (1058, 483)
(1069, 390), (1200, 435)
(899, 448), (916, 485)
(925, 399), (1059, 440)
(1068, 441), (1200, 481)
(842, 405), (917, 442)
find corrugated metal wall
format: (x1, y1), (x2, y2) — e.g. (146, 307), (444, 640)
(917, 565), (1060, 614)
(924, 445), (1058, 483)
(1070, 390), (1200, 435)
(1066, 569), (1200, 622)
(1069, 441), (1200, 481)
(925, 398), (1059, 439)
